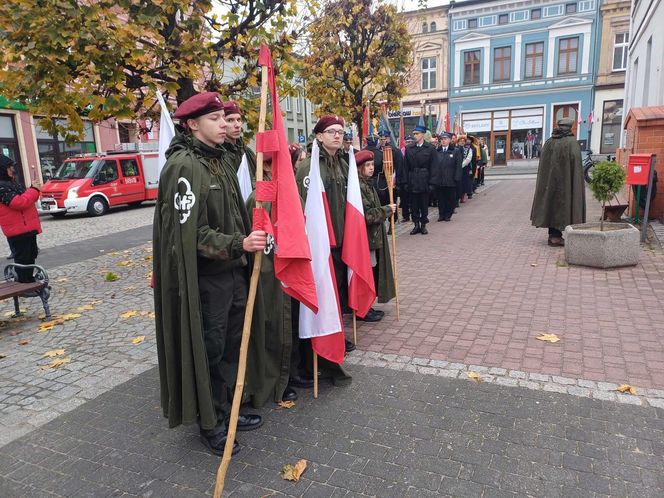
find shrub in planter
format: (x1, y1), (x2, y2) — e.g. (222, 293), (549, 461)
(589, 160), (626, 230)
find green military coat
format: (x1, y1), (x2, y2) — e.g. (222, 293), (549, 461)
(223, 139), (257, 188)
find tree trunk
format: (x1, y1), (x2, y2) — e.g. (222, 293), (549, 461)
(600, 200), (605, 231)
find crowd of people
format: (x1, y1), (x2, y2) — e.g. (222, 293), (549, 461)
(152, 91), (497, 457)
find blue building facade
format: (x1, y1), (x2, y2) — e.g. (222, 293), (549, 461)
(448, 0), (600, 164)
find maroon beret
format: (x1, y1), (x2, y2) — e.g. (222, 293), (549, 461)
(222, 100), (241, 117)
(313, 115), (345, 134)
(355, 150), (374, 167)
(173, 92), (224, 120)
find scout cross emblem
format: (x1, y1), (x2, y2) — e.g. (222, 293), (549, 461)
(174, 177), (196, 224)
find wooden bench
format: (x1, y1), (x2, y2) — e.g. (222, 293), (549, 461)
(1, 263), (52, 320)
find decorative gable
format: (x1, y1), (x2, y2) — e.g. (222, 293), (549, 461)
(548, 17), (592, 29)
(455, 31), (491, 43)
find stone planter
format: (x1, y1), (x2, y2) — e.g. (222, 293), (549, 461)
(564, 222), (640, 269)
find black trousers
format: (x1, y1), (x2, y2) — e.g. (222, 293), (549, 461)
(410, 192), (429, 224)
(331, 247), (348, 311)
(548, 228), (563, 238)
(435, 186), (457, 220)
(398, 187), (410, 221)
(198, 268), (247, 434)
(10, 234), (38, 283)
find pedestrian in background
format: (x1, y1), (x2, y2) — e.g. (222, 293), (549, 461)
(0, 154), (42, 282)
(430, 132), (462, 222)
(404, 124), (436, 235)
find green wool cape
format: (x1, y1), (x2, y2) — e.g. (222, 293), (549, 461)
(531, 128), (586, 231)
(360, 177), (396, 303)
(153, 129), (266, 431)
(223, 140), (257, 188)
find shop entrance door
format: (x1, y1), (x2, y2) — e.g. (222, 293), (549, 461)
(553, 104), (579, 137)
(492, 133), (508, 166)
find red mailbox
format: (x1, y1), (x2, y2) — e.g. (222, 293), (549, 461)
(626, 154), (654, 185)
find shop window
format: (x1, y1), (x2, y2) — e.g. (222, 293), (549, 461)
(430, 22), (436, 33)
(525, 42), (544, 78)
(36, 118), (96, 180)
(463, 50), (481, 86)
(600, 100), (623, 154)
(558, 37), (579, 75)
(531, 8), (542, 19)
(498, 14), (508, 25)
(566, 3), (577, 14)
(468, 18), (478, 29)
(0, 115), (24, 185)
(421, 57), (437, 90)
(511, 128), (542, 160)
(493, 47), (511, 82)
(612, 32), (629, 71)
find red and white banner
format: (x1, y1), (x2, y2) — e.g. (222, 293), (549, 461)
(299, 140), (345, 363)
(342, 149), (376, 318)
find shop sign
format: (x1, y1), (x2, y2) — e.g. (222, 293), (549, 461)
(494, 118), (509, 131)
(464, 119), (491, 132)
(511, 116), (543, 130)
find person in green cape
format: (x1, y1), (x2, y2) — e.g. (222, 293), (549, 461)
(222, 101), (257, 186)
(355, 150), (397, 308)
(153, 92), (267, 457)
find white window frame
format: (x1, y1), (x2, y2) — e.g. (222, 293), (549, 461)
(285, 96), (291, 112)
(543, 4), (564, 17)
(479, 15), (497, 27)
(509, 10), (529, 23)
(295, 93), (301, 113)
(453, 19), (468, 31)
(578, 0), (595, 12)
(612, 32), (629, 71)
(421, 57), (437, 90)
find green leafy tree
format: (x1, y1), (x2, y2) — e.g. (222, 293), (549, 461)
(0, 0), (300, 141)
(589, 160), (626, 231)
(304, 0), (411, 141)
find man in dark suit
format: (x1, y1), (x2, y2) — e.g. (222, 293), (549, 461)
(430, 132), (462, 222)
(404, 124), (436, 235)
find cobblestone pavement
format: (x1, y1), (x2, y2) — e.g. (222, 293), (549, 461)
(0, 365), (662, 498)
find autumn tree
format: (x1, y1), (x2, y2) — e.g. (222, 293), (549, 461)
(0, 0), (300, 141)
(304, 0), (411, 141)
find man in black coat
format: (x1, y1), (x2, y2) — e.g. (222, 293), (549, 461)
(378, 130), (404, 220)
(430, 132), (462, 222)
(341, 133), (358, 166)
(404, 124), (436, 235)
(365, 135), (388, 205)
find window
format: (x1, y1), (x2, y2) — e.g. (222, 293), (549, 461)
(531, 8), (542, 19)
(510, 10), (529, 22)
(612, 32), (629, 71)
(558, 37), (579, 74)
(600, 100), (623, 154)
(36, 118), (97, 180)
(285, 97), (291, 112)
(118, 122), (137, 143)
(493, 47), (511, 81)
(566, 3), (577, 14)
(578, 0), (595, 11)
(295, 93), (301, 113)
(120, 159), (139, 177)
(422, 23), (428, 34)
(430, 22), (436, 32)
(97, 160), (119, 183)
(499, 14), (508, 25)
(468, 18), (478, 29)
(525, 42), (544, 78)
(463, 50), (481, 85)
(479, 15), (497, 27)
(421, 57), (437, 90)
(543, 5), (564, 17)
(453, 20), (467, 31)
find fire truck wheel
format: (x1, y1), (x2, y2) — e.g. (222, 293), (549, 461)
(87, 196), (109, 217)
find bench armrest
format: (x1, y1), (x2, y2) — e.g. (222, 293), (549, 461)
(4, 263), (50, 287)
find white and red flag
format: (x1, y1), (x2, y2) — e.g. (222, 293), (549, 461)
(299, 140), (345, 364)
(342, 149), (376, 318)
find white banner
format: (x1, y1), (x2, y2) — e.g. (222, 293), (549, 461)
(511, 116), (543, 130)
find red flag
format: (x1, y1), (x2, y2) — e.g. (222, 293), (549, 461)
(257, 45), (318, 312)
(362, 105), (369, 146)
(445, 112), (451, 133)
(342, 150), (376, 318)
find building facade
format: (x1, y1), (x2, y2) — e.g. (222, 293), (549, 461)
(395, 5), (450, 135)
(448, 0), (600, 165)
(591, 0), (630, 155)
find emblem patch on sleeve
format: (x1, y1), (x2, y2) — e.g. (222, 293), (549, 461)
(174, 177), (196, 224)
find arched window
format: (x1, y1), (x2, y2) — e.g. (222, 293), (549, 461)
(430, 22), (437, 32)
(422, 23), (428, 33)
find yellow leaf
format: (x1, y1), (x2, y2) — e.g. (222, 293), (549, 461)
(19, 339), (30, 345)
(467, 371), (482, 382)
(536, 333), (561, 343)
(132, 336), (145, 345)
(121, 310), (138, 319)
(281, 459), (307, 481)
(110, 251), (120, 256)
(143, 255), (153, 261)
(41, 357), (71, 370)
(56, 277), (69, 283)
(278, 400), (296, 409)
(117, 261), (133, 267)
(76, 304), (95, 312)
(147, 311), (156, 319)
(38, 323), (57, 332)
(43, 348), (65, 358)
(617, 384), (637, 395)
(60, 313), (82, 321)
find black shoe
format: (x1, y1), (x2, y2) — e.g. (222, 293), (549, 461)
(420, 224), (428, 235)
(282, 386), (298, 402)
(345, 339), (356, 353)
(357, 309), (382, 322)
(410, 223), (421, 235)
(468, 194), (473, 199)
(237, 414), (263, 431)
(437, 216), (445, 222)
(444, 216), (451, 222)
(201, 432), (241, 456)
(289, 374), (314, 389)
(369, 308), (384, 318)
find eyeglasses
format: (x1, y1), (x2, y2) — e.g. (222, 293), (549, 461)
(322, 129), (345, 137)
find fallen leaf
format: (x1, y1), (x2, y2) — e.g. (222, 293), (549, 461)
(89, 300), (103, 305)
(281, 459), (307, 481)
(124, 286), (137, 292)
(43, 348), (65, 358)
(147, 311), (155, 319)
(76, 304), (95, 312)
(59, 313), (82, 321)
(131, 336), (145, 344)
(530, 263), (538, 267)
(0, 353), (6, 359)
(18, 339), (30, 345)
(110, 251), (120, 256)
(120, 310), (138, 319)
(278, 400), (296, 409)
(617, 384), (637, 395)
(40, 357), (71, 370)
(117, 261), (133, 267)
(143, 255), (153, 261)
(146, 271), (153, 280)
(536, 333), (561, 343)
(56, 277), (69, 283)
(38, 322), (57, 332)
(466, 371), (482, 382)
(105, 272), (120, 282)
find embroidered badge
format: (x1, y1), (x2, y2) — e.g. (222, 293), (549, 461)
(174, 177), (196, 224)
(303, 175), (311, 190)
(264, 234), (276, 255)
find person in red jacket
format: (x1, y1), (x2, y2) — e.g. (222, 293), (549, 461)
(0, 155), (42, 282)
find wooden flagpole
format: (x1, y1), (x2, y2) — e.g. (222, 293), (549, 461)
(382, 146), (400, 320)
(313, 352), (319, 399)
(212, 63), (269, 498)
